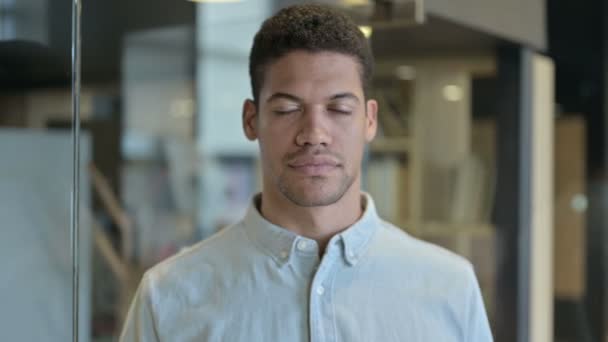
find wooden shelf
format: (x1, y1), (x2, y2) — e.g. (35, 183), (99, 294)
(369, 137), (412, 154)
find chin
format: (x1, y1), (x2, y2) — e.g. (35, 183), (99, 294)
(279, 181), (348, 207)
(285, 192), (343, 207)
(274, 167), (356, 207)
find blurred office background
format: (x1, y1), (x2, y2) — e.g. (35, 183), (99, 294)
(0, 0), (606, 341)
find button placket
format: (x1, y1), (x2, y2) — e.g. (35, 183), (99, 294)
(297, 240), (309, 251)
(309, 243), (339, 342)
(323, 269), (338, 342)
(316, 285), (325, 295)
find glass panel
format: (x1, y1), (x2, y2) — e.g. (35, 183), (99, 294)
(549, 1), (606, 340)
(0, 0), (89, 341)
(367, 47), (514, 340)
(76, 1), (200, 339)
(78, 1), (546, 341)
(196, 1), (271, 237)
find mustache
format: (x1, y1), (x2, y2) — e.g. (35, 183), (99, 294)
(284, 147), (343, 164)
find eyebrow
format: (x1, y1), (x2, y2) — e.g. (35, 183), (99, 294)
(329, 92), (360, 103)
(265, 92), (361, 104)
(266, 92), (302, 104)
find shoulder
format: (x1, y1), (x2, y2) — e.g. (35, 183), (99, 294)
(371, 220), (477, 288)
(141, 222), (251, 303)
(368, 220), (484, 332)
(135, 222), (257, 326)
(375, 222), (492, 340)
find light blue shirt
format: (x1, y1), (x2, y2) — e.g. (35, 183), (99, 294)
(120, 193), (493, 341)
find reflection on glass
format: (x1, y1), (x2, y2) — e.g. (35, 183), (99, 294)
(367, 53), (500, 330)
(0, 0), (90, 341)
(1, 1), (600, 341)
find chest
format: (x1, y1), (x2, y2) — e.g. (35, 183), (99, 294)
(157, 261), (463, 342)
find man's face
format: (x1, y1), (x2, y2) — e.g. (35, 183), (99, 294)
(243, 50), (377, 207)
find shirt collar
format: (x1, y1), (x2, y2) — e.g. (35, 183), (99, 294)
(241, 192), (380, 267)
(338, 193), (380, 266)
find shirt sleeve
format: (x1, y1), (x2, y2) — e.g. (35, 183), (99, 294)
(119, 273), (161, 342)
(465, 265), (494, 342)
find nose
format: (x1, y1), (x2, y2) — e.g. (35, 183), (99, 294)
(295, 107), (332, 147)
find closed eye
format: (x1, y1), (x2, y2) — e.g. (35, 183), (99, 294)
(273, 109), (299, 115)
(329, 108), (352, 115)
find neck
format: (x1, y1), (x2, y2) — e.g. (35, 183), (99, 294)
(259, 182), (363, 255)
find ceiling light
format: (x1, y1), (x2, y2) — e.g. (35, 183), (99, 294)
(442, 85), (464, 102)
(359, 26), (373, 39)
(571, 194), (588, 213)
(342, 0), (371, 5)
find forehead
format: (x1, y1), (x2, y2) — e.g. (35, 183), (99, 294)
(261, 51), (364, 99)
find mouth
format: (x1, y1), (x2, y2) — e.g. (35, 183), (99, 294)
(289, 164), (338, 176)
(287, 156), (341, 176)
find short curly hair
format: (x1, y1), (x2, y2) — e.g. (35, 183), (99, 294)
(249, 3), (374, 105)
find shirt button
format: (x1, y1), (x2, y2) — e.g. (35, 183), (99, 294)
(280, 250), (289, 259)
(316, 286), (325, 296)
(297, 240), (309, 251)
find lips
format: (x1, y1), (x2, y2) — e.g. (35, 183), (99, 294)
(287, 155), (340, 175)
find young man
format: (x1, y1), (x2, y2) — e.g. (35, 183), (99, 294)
(120, 4), (493, 341)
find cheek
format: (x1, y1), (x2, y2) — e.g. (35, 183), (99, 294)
(338, 123), (367, 161)
(262, 113), (303, 141)
(338, 118), (367, 143)
(258, 125), (291, 163)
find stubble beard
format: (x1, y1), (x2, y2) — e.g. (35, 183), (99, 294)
(276, 166), (355, 207)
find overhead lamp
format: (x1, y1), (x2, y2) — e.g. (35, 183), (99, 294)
(188, 0), (241, 3)
(342, 0), (371, 5)
(359, 25), (373, 39)
(571, 194), (588, 213)
(442, 85), (464, 102)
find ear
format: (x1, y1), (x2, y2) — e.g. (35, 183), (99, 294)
(242, 99), (258, 141)
(364, 99), (378, 142)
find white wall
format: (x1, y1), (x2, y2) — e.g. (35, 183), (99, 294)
(0, 130), (91, 342)
(195, 1), (272, 237)
(122, 26), (195, 159)
(196, 0), (272, 156)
